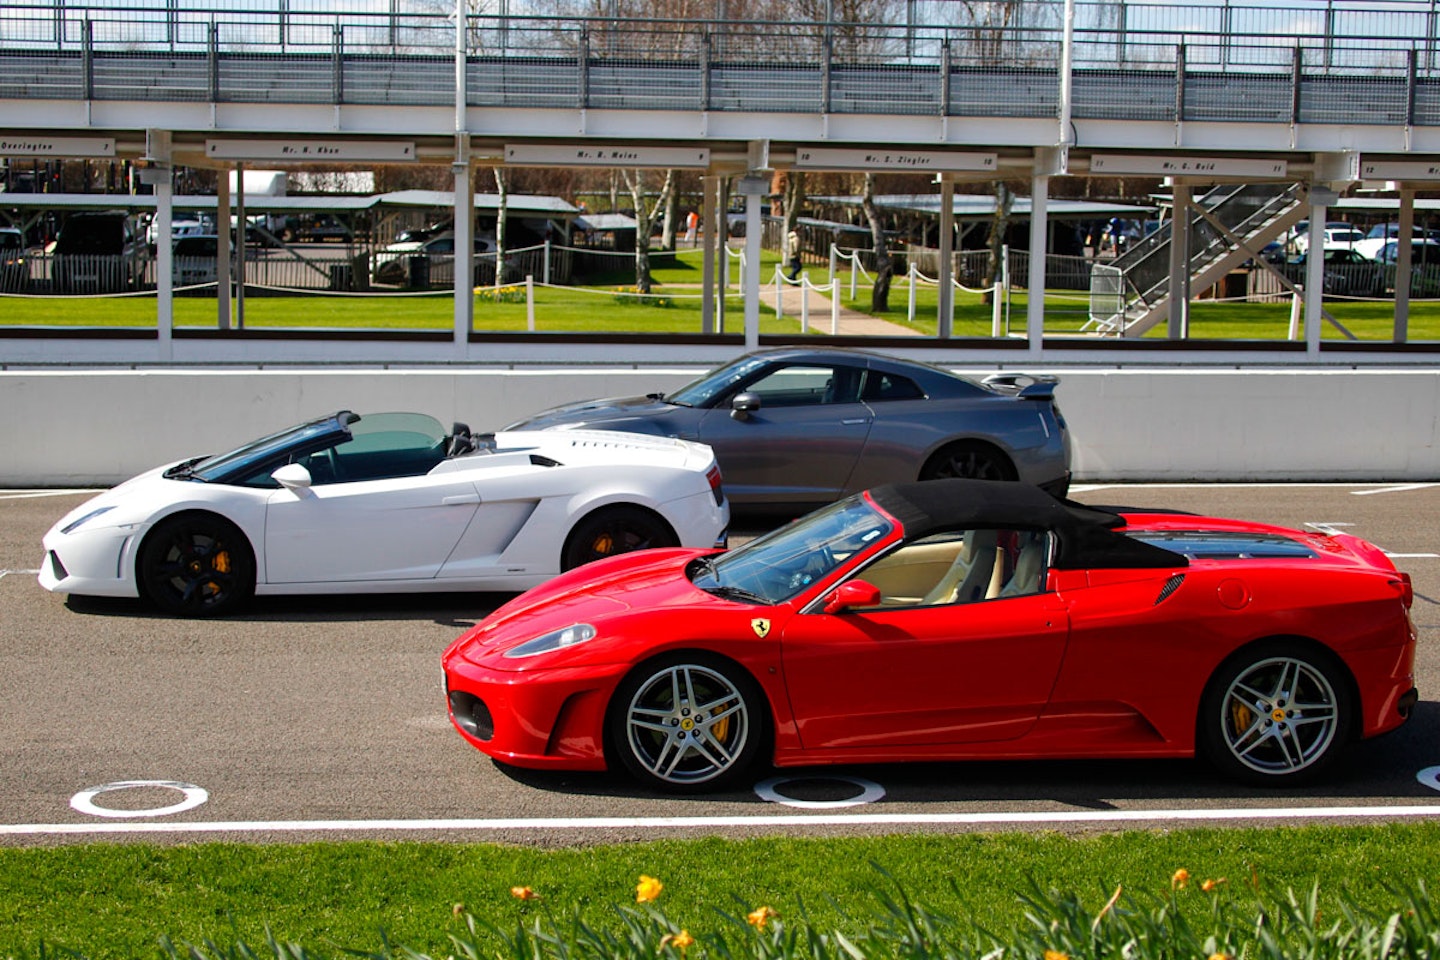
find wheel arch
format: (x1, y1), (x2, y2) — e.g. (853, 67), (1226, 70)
(560, 501), (679, 568)
(1195, 633), (1363, 748)
(917, 437), (1019, 482)
(134, 507), (259, 581)
(601, 647), (777, 771)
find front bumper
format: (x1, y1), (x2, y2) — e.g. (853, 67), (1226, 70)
(442, 655), (631, 771)
(38, 524), (143, 598)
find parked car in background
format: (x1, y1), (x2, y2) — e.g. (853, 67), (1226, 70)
(0, 226), (26, 292)
(1374, 239), (1440, 296)
(1354, 222), (1440, 260)
(50, 210), (149, 293)
(442, 479), (1416, 792)
(172, 234), (221, 286)
(506, 347), (1071, 510)
(1290, 221), (1365, 255)
(1285, 247), (1385, 296)
(40, 411), (729, 616)
(372, 230), (496, 286)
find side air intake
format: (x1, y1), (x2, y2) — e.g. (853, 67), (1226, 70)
(1155, 573), (1185, 605)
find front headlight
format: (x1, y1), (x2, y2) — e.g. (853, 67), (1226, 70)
(502, 623), (598, 659)
(60, 505), (116, 534)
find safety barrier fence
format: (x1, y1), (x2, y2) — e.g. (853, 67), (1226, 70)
(3, 1), (1440, 125)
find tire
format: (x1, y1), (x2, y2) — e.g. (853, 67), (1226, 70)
(608, 653), (765, 792)
(919, 441), (1016, 483)
(138, 513), (255, 617)
(1198, 640), (1354, 786)
(561, 506), (677, 571)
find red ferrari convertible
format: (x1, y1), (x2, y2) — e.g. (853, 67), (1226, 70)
(443, 480), (1417, 792)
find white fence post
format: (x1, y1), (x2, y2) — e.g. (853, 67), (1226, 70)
(543, 240), (551, 285)
(800, 278), (810, 332)
(991, 281), (1003, 337)
(526, 275), (535, 331)
(831, 280), (840, 334)
(1288, 291), (1302, 340)
(908, 262), (917, 325)
(828, 243), (838, 288)
(773, 265), (784, 318)
(850, 252), (858, 302)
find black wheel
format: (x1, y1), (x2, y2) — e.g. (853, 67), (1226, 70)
(561, 506), (677, 571)
(608, 653), (765, 792)
(1198, 640), (1354, 785)
(138, 513), (255, 617)
(919, 441), (1016, 483)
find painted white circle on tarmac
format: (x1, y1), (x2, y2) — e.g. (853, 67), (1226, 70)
(1417, 767), (1440, 793)
(754, 775), (885, 809)
(70, 780), (209, 819)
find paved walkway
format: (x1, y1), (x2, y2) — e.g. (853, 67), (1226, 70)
(757, 281), (921, 337)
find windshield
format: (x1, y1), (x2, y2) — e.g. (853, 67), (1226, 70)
(692, 496), (893, 604)
(665, 355), (772, 407)
(184, 414), (351, 483)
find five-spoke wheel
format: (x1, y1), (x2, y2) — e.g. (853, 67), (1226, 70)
(1199, 641), (1353, 784)
(609, 654), (763, 792)
(562, 506), (678, 571)
(138, 514), (255, 617)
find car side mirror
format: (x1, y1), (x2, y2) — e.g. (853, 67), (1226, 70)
(823, 580), (882, 614)
(731, 392), (761, 421)
(272, 463), (313, 491)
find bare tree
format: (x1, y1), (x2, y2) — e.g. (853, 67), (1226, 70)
(860, 172), (893, 312)
(622, 167), (676, 293)
(985, 180), (1014, 305)
(493, 166), (509, 287)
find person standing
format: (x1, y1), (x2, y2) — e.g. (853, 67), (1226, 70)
(684, 210), (698, 246)
(785, 228), (802, 281)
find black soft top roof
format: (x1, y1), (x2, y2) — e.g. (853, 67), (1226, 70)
(867, 479), (1186, 570)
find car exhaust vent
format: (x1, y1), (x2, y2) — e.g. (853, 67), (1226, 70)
(1155, 573), (1185, 605)
(48, 551), (68, 581)
(529, 454), (562, 467)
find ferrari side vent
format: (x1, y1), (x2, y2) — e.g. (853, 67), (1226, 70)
(1155, 573), (1185, 605)
(529, 454), (562, 467)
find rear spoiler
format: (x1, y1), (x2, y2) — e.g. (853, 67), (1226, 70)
(981, 373), (1058, 400)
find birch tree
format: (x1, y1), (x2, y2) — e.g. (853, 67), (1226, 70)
(622, 167), (676, 293)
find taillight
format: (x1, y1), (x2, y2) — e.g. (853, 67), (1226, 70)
(706, 465), (724, 505)
(1392, 573), (1414, 609)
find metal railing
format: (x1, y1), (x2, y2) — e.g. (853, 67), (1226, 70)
(3, 1), (1440, 125)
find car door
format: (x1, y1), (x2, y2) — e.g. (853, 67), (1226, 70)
(778, 530), (1068, 749)
(694, 361), (873, 503)
(264, 472), (481, 583)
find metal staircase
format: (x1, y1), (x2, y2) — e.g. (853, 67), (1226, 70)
(1087, 183), (1307, 336)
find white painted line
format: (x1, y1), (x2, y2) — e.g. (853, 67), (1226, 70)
(1388, 553), (1440, 559)
(0, 489), (103, 500)
(0, 570), (42, 579)
(1072, 483), (1410, 493)
(1353, 484), (1440, 496)
(5, 805), (1440, 837)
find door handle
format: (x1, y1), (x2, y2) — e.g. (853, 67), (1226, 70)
(442, 494), (481, 505)
(841, 418), (871, 425)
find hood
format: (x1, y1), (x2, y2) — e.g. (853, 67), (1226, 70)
(446, 548), (729, 667)
(46, 459), (191, 533)
(503, 395), (677, 431)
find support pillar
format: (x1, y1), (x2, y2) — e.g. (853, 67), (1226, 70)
(937, 177), (955, 338)
(1303, 191), (1332, 355)
(453, 144), (474, 355)
(216, 167), (231, 330)
(1167, 181), (1192, 338)
(737, 174), (766, 353)
(701, 175), (718, 334)
(144, 129), (173, 360)
(1396, 187), (1415, 342)
(1025, 174), (1050, 352)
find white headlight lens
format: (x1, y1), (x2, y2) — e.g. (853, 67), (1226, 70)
(61, 506), (116, 534)
(503, 623), (598, 659)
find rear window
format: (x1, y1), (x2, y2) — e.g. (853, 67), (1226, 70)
(1127, 531), (1317, 560)
(0, 232), (20, 251)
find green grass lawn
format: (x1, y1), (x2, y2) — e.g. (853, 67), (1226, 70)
(2, 823), (1438, 960)
(4, 259), (1439, 342)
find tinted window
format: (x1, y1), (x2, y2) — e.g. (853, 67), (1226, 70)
(862, 371), (924, 401)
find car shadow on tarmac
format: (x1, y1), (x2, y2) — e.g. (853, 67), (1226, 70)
(64, 590), (507, 626)
(490, 701), (1440, 807)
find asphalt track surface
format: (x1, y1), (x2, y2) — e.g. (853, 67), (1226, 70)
(2, 483), (1439, 847)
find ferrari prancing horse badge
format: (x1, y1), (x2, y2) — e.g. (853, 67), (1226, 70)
(751, 618), (771, 638)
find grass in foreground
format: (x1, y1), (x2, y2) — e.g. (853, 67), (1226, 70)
(2, 823), (1439, 959)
